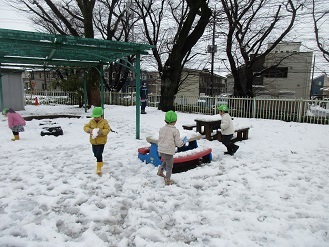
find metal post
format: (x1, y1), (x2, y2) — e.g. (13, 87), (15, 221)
(83, 71), (87, 113)
(100, 65), (105, 110)
(136, 53), (141, 139)
(0, 65), (3, 111)
(43, 67), (47, 90)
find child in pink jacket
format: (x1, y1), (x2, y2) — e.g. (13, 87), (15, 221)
(2, 108), (26, 141)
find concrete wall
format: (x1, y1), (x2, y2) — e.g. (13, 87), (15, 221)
(177, 70), (200, 97)
(263, 52), (313, 98)
(226, 46), (313, 99)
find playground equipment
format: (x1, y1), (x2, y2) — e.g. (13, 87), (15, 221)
(138, 132), (212, 173)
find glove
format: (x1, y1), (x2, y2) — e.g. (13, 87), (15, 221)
(183, 136), (188, 145)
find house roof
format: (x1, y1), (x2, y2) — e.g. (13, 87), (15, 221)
(0, 28), (154, 68)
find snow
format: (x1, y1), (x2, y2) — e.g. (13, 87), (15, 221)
(0, 104), (329, 247)
(92, 128), (100, 139)
(194, 115), (222, 122)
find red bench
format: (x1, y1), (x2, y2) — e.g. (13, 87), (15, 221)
(138, 146), (212, 164)
(170, 147), (212, 163)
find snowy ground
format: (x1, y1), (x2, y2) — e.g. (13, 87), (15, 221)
(0, 104), (328, 247)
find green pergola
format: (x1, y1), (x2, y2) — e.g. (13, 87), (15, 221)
(0, 28), (154, 139)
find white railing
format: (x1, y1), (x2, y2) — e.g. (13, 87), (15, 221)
(25, 90), (329, 125)
(25, 90), (80, 105)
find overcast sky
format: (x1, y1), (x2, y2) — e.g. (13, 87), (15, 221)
(0, 1), (328, 77)
(0, 1), (33, 31)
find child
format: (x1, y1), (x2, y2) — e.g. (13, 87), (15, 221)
(2, 108), (26, 141)
(157, 110), (187, 185)
(83, 107), (111, 175)
(218, 104), (239, 155)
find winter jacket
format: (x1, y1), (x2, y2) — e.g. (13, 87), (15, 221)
(140, 85), (148, 102)
(83, 118), (111, 145)
(158, 124), (184, 155)
(7, 112), (26, 129)
(220, 113), (234, 135)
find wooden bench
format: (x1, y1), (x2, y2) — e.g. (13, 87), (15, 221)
(217, 127), (250, 142)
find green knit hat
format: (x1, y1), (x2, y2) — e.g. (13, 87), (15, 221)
(165, 110), (177, 123)
(91, 107), (103, 117)
(218, 104), (229, 112)
(2, 108), (8, 115)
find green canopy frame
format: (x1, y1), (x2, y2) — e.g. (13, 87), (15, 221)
(0, 28), (154, 139)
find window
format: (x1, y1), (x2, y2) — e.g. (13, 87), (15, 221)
(264, 67), (288, 78)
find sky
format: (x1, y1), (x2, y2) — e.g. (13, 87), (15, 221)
(0, 104), (329, 246)
(0, 1), (328, 77)
(0, 1), (33, 31)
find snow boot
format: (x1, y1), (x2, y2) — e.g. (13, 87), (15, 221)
(157, 167), (165, 177)
(96, 162), (103, 175)
(164, 178), (174, 186)
(11, 135), (19, 141)
(231, 145), (239, 155)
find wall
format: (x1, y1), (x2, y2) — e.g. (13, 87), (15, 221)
(263, 52), (313, 98)
(1, 71), (25, 111)
(225, 44), (313, 99)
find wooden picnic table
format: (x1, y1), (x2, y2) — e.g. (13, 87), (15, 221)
(194, 116), (222, 141)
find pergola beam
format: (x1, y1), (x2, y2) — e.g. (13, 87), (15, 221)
(0, 28), (154, 139)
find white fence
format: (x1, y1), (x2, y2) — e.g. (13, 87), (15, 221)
(25, 90), (329, 125)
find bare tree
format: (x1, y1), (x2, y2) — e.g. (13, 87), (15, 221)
(312, 0), (329, 62)
(132, 0), (212, 111)
(220, 0), (304, 97)
(94, 0), (141, 92)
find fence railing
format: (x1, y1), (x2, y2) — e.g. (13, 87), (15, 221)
(26, 90), (329, 125)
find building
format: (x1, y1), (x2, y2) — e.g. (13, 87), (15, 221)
(177, 68), (226, 97)
(227, 42), (313, 98)
(23, 69), (58, 92)
(311, 74), (329, 99)
(0, 68), (25, 111)
(115, 68), (226, 97)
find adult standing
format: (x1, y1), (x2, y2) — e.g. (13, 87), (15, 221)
(218, 104), (239, 155)
(140, 82), (148, 114)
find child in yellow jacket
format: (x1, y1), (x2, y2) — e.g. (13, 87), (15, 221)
(83, 107), (111, 175)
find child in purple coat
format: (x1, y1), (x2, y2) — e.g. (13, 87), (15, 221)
(2, 108), (26, 141)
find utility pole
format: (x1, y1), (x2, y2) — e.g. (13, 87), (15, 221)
(310, 55), (315, 99)
(207, 9), (217, 96)
(211, 16), (215, 96)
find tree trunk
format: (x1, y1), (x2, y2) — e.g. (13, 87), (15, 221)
(159, 79), (177, 111)
(159, 59), (182, 111)
(245, 65), (254, 98)
(87, 67), (101, 106)
(233, 75), (245, 97)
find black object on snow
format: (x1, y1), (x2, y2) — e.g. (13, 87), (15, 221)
(40, 126), (63, 137)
